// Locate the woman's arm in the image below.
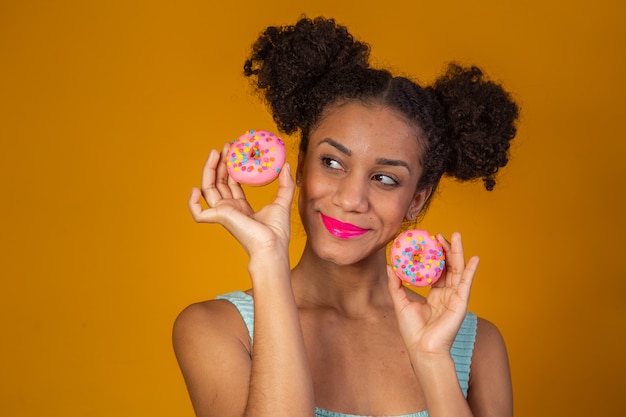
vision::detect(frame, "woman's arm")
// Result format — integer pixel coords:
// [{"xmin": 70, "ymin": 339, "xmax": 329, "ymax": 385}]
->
[
  {"xmin": 174, "ymin": 146, "xmax": 314, "ymax": 417},
  {"xmin": 467, "ymin": 318, "xmax": 513, "ymax": 417},
  {"xmin": 173, "ymin": 300, "xmax": 252, "ymax": 417},
  {"xmin": 405, "ymin": 318, "xmax": 512, "ymax": 417},
  {"xmin": 387, "ymin": 232, "xmax": 481, "ymax": 417},
  {"xmin": 173, "ymin": 261, "xmax": 315, "ymax": 417},
  {"xmin": 244, "ymin": 252, "xmax": 315, "ymax": 417}
]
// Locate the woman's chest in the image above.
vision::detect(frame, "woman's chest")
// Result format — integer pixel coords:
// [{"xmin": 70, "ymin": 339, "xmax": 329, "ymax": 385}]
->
[{"xmin": 301, "ymin": 312, "xmax": 426, "ymax": 415}]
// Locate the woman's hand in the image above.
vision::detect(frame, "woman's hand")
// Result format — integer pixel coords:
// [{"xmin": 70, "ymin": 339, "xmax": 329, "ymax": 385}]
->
[
  {"xmin": 387, "ymin": 232, "xmax": 479, "ymax": 356},
  {"xmin": 188, "ymin": 143, "xmax": 296, "ymax": 257}
]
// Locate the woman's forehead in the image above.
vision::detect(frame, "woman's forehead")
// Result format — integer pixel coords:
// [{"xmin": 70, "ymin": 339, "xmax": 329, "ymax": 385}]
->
[{"xmin": 309, "ymin": 101, "xmax": 424, "ymax": 157}]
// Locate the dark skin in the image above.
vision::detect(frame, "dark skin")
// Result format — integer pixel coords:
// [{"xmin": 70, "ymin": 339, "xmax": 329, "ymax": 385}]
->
[{"xmin": 174, "ymin": 102, "xmax": 512, "ymax": 417}]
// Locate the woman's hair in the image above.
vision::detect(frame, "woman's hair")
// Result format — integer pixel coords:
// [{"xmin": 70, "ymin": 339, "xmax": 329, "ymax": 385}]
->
[{"xmin": 243, "ymin": 16, "xmax": 519, "ymax": 204}]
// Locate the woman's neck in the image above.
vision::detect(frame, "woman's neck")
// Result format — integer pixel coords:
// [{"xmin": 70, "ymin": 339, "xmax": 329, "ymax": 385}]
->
[{"xmin": 290, "ymin": 242, "xmax": 393, "ymax": 317}]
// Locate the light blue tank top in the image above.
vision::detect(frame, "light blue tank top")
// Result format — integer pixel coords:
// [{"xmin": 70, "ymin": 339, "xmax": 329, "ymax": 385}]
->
[{"xmin": 216, "ymin": 291, "xmax": 477, "ymax": 417}]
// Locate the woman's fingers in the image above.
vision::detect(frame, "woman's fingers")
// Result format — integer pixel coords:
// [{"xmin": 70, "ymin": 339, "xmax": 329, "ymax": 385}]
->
[
  {"xmin": 433, "ymin": 232, "xmax": 478, "ymax": 299},
  {"xmin": 433, "ymin": 232, "xmax": 464, "ymax": 288},
  {"xmin": 189, "ymin": 187, "xmax": 211, "ymax": 222},
  {"xmin": 200, "ymin": 149, "xmax": 224, "ymax": 207},
  {"xmin": 272, "ymin": 163, "xmax": 295, "ymax": 210},
  {"xmin": 386, "ymin": 265, "xmax": 409, "ymax": 312},
  {"xmin": 228, "ymin": 174, "xmax": 246, "ymax": 200},
  {"xmin": 436, "ymin": 233, "xmax": 451, "ymax": 251},
  {"xmin": 199, "ymin": 144, "xmax": 247, "ymax": 205},
  {"xmin": 214, "ymin": 143, "xmax": 234, "ymax": 200},
  {"xmin": 459, "ymin": 255, "xmax": 479, "ymax": 296},
  {"xmin": 445, "ymin": 232, "xmax": 465, "ymax": 275}
]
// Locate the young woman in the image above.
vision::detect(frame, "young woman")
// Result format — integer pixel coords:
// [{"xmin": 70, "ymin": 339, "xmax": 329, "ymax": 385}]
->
[{"xmin": 174, "ymin": 16, "xmax": 519, "ymax": 417}]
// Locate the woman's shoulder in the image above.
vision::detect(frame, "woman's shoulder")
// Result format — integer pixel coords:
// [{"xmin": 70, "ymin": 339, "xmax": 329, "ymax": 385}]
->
[
  {"xmin": 471, "ymin": 316, "xmax": 510, "ymax": 375},
  {"xmin": 172, "ymin": 293, "xmax": 254, "ymax": 416},
  {"xmin": 174, "ymin": 297, "xmax": 236, "ymax": 326},
  {"xmin": 173, "ymin": 292, "xmax": 253, "ymax": 355},
  {"xmin": 474, "ymin": 316, "xmax": 507, "ymax": 350},
  {"xmin": 467, "ymin": 315, "xmax": 512, "ymax": 412}
]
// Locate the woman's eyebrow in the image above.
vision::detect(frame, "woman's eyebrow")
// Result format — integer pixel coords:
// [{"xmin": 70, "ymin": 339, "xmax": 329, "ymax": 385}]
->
[
  {"xmin": 375, "ymin": 157, "xmax": 412, "ymax": 174},
  {"xmin": 318, "ymin": 137, "xmax": 412, "ymax": 174},
  {"xmin": 318, "ymin": 138, "xmax": 351, "ymax": 156}
]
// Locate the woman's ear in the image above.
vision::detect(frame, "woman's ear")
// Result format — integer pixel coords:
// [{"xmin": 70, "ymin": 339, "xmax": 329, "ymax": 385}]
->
[{"xmin": 406, "ymin": 187, "xmax": 432, "ymax": 220}]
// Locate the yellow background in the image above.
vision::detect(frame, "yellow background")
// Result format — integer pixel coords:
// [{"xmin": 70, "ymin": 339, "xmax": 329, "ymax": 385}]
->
[{"xmin": 1, "ymin": 1, "xmax": 624, "ymax": 416}]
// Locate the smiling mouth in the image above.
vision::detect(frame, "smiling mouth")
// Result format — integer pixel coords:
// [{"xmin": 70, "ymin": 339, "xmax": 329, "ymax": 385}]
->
[{"xmin": 320, "ymin": 213, "xmax": 369, "ymax": 239}]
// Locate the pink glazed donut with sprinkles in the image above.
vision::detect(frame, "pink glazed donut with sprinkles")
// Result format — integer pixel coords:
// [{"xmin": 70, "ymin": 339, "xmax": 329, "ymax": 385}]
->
[
  {"xmin": 390, "ymin": 230, "xmax": 446, "ymax": 287},
  {"xmin": 226, "ymin": 129, "xmax": 286, "ymax": 186}
]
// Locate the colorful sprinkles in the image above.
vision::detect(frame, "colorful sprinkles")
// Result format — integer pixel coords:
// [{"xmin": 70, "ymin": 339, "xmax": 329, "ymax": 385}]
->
[
  {"xmin": 390, "ymin": 230, "xmax": 445, "ymax": 287},
  {"xmin": 225, "ymin": 129, "xmax": 286, "ymax": 185}
]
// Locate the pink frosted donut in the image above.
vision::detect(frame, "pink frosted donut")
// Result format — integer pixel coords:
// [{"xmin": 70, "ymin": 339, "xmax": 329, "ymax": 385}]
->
[
  {"xmin": 226, "ymin": 129, "xmax": 286, "ymax": 186},
  {"xmin": 390, "ymin": 230, "xmax": 446, "ymax": 287}
]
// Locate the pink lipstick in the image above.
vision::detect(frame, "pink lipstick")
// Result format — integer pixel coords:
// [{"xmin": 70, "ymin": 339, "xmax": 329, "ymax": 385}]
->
[{"xmin": 320, "ymin": 213, "xmax": 369, "ymax": 239}]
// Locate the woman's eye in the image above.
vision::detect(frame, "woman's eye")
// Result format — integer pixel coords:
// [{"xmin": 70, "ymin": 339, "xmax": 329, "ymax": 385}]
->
[
  {"xmin": 321, "ymin": 157, "xmax": 342, "ymax": 170},
  {"xmin": 373, "ymin": 174, "xmax": 399, "ymax": 186}
]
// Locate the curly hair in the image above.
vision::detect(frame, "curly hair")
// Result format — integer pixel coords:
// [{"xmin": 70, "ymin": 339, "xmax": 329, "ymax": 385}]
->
[{"xmin": 244, "ymin": 16, "xmax": 519, "ymax": 201}]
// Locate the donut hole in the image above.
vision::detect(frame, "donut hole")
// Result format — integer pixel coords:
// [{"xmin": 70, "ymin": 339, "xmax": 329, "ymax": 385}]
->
[
  {"xmin": 250, "ymin": 146, "xmax": 261, "ymax": 159},
  {"xmin": 411, "ymin": 250, "xmax": 423, "ymax": 265}
]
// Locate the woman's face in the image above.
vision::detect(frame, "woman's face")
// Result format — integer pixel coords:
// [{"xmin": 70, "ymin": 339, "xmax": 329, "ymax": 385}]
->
[{"xmin": 297, "ymin": 101, "xmax": 430, "ymax": 266}]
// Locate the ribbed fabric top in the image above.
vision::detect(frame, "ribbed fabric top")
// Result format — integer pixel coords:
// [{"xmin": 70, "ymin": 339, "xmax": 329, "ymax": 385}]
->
[
  {"xmin": 216, "ymin": 290, "xmax": 477, "ymax": 417},
  {"xmin": 314, "ymin": 408, "xmax": 429, "ymax": 417}
]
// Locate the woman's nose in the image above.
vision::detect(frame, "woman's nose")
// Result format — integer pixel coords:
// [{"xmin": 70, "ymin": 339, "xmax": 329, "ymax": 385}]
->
[{"xmin": 331, "ymin": 174, "xmax": 369, "ymax": 213}]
